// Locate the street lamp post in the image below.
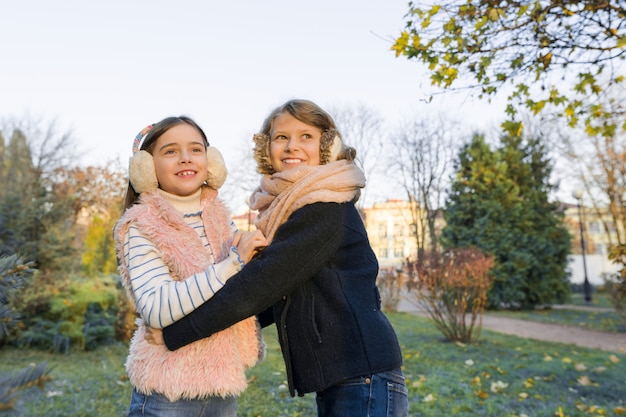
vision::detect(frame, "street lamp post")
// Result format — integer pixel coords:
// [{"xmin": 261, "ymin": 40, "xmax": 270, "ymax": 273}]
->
[{"xmin": 572, "ymin": 189, "xmax": 592, "ymax": 303}]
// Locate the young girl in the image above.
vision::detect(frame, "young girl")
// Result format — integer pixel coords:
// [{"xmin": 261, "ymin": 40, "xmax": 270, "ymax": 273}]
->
[
  {"xmin": 153, "ymin": 101, "xmax": 409, "ymax": 417},
  {"xmin": 114, "ymin": 116, "xmax": 267, "ymax": 417}
]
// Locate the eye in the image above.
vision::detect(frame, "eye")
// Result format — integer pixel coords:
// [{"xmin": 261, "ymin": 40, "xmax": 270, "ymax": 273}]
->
[
  {"xmin": 192, "ymin": 147, "xmax": 204, "ymax": 153},
  {"xmin": 302, "ymin": 133, "xmax": 312, "ymax": 140},
  {"xmin": 164, "ymin": 149, "xmax": 176, "ymax": 155},
  {"xmin": 272, "ymin": 134, "xmax": 287, "ymax": 141}
]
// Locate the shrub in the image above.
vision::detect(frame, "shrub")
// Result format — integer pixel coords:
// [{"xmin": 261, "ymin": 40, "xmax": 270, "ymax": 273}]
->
[
  {"xmin": 377, "ymin": 267, "xmax": 403, "ymax": 312},
  {"xmin": 404, "ymin": 248, "xmax": 494, "ymax": 344},
  {"xmin": 0, "ymin": 255, "xmax": 50, "ymax": 413},
  {"xmin": 0, "ymin": 255, "xmax": 33, "ymax": 345},
  {"xmin": 11, "ymin": 273, "xmax": 121, "ymax": 351}
]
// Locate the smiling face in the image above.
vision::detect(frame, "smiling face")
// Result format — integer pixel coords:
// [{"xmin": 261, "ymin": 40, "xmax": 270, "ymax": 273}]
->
[
  {"xmin": 269, "ymin": 112, "xmax": 322, "ymax": 172},
  {"xmin": 152, "ymin": 123, "xmax": 208, "ymax": 196}
]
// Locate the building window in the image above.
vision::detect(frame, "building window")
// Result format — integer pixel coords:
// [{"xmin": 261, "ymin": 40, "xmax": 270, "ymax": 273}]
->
[
  {"xmin": 378, "ymin": 224, "xmax": 387, "ymax": 239},
  {"xmin": 588, "ymin": 222, "xmax": 600, "ymax": 233},
  {"xmin": 596, "ymin": 244, "xmax": 606, "ymax": 255},
  {"xmin": 394, "ymin": 247, "xmax": 404, "ymax": 258},
  {"xmin": 379, "ymin": 248, "xmax": 388, "ymax": 258},
  {"xmin": 393, "ymin": 223, "xmax": 403, "ymax": 237}
]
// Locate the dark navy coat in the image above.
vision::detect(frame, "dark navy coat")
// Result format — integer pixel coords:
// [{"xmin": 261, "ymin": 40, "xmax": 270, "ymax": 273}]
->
[{"xmin": 163, "ymin": 202, "xmax": 403, "ymax": 396}]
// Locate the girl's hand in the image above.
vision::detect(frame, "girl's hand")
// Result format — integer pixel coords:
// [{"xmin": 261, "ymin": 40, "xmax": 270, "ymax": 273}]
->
[
  {"xmin": 144, "ymin": 327, "xmax": 164, "ymax": 345},
  {"xmin": 235, "ymin": 230, "xmax": 268, "ymax": 263}
]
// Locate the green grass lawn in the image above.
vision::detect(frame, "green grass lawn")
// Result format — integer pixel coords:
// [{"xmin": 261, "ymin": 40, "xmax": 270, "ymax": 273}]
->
[
  {"xmin": 567, "ymin": 292, "xmax": 614, "ymax": 309},
  {"xmin": 1, "ymin": 313, "xmax": 625, "ymax": 416}
]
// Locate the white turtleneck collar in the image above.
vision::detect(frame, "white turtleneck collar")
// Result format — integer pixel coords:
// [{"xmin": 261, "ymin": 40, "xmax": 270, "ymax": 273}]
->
[{"xmin": 157, "ymin": 188, "xmax": 203, "ymax": 215}]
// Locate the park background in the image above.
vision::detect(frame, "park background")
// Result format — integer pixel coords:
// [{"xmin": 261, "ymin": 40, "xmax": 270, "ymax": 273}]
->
[{"xmin": 1, "ymin": 0, "xmax": 625, "ymax": 415}]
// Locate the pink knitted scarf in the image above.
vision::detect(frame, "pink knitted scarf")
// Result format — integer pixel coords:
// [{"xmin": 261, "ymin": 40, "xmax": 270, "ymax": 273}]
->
[{"xmin": 249, "ymin": 160, "xmax": 365, "ymax": 241}]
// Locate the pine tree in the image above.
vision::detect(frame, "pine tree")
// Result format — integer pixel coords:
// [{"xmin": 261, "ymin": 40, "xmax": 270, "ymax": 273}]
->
[{"xmin": 441, "ymin": 134, "xmax": 571, "ymax": 309}]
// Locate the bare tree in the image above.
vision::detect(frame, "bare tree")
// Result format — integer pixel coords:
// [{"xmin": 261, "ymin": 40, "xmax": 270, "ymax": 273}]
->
[
  {"xmin": 556, "ymin": 95, "xmax": 626, "ymax": 247},
  {"xmin": 1, "ymin": 116, "xmax": 80, "ymax": 178},
  {"xmin": 328, "ymin": 104, "xmax": 385, "ymax": 208},
  {"xmin": 219, "ymin": 139, "xmax": 262, "ymax": 214},
  {"xmin": 390, "ymin": 115, "xmax": 465, "ymax": 259}
]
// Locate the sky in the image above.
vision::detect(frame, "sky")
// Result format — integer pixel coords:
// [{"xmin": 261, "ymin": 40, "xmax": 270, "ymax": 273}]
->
[{"xmin": 1, "ymin": 0, "xmax": 511, "ymax": 210}]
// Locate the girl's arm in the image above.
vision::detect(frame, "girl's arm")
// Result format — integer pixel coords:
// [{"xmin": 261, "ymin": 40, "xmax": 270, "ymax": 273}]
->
[
  {"xmin": 124, "ymin": 224, "xmax": 246, "ymax": 329},
  {"xmin": 162, "ymin": 202, "xmax": 346, "ymax": 350}
]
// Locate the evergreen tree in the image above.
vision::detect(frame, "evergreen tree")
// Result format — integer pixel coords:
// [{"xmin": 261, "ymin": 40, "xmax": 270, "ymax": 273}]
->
[
  {"xmin": 0, "ymin": 128, "xmax": 76, "ymax": 274},
  {"xmin": 441, "ymin": 134, "xmax": 571, "ymax": 309}
]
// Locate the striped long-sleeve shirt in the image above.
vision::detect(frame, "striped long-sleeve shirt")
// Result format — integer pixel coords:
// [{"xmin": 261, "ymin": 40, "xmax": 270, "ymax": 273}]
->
[{"xmin": 123, "ymin": 210, "xmax": 244, "ymax": 329}]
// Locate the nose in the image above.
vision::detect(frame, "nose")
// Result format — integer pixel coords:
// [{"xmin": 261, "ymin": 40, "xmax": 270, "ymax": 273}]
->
[
  {"xmin": 179, "ymin": 149, "xmax": 192, "ymax": 163},
  {"xmin": 285, "ymin": 137, "xmax": 297, "ymax": 152}
]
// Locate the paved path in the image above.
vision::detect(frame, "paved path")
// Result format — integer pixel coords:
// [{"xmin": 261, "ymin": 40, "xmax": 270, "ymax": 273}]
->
[{"xmin": 398, "ymin": 297, "xmax": 626, "ymax": 354}]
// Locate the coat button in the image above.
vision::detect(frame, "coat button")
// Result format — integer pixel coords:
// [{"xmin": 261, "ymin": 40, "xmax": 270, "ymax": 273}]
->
[{"xmin": 365, "ymin": 378, "xmax": 371, "ymax": 384}]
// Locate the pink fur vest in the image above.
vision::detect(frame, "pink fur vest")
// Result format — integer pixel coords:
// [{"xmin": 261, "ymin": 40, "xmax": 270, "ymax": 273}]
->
[{"xmin": 114, "ymin": 187, "xmax": 262, "ymax": 401}]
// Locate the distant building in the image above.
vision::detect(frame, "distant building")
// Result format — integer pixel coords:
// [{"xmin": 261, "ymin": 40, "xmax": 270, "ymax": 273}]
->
[
  {"xmin": 361, "ymin": 199, "xmax": 620, "ymax": 285},
  {"xmin": 361, "ymin": 199, "xmax": 444, "ymax": 269},
  {"xmin": 232, "ymin": 210, "xmax": 256, "ymax": 232},
  {"xmin": 562, "ymin": 203, "xmax": 621, "ymax": 285}
]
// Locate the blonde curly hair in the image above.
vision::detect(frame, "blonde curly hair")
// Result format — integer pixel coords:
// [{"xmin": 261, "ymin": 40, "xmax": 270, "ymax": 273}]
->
[{"xmin": 253, "ymin": 99, "xmax": 356, "ymax": 175}]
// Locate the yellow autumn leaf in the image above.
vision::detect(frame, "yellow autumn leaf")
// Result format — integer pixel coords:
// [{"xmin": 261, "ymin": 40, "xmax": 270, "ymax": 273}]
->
[
  {"xmin": 544, "ymin": 355, "xmax": 553, "ymax": 361},
  {"xmin": 577, "ymin": 375, "xmax": 592, "ymax": 386},
  {"xmin": 475, "ymin": 389, "xmax": 489, "ymax": 399},
  {"xmin": 518, "ymin": 392, "xmax": 529, "ymax": 400},
  {"xmin": 574, "ymin": 363, "xmax": 587, "ymax": 371},
  {"xmin": 609, "ymin": 355, "xmax": 620, "ymax": 364},
  {"xmin": 614, "ymin": 406, "xmax": 626, "ymax": 414},
  {"xmin": 562, "ymin": 357, "xmax": 572, "ymax": 364}
]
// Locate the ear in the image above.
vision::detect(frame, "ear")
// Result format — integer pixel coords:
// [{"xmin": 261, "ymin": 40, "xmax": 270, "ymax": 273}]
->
[
  {"xmin": 129, "ymin": 150, "xmax": 158, "ymax": 193},
  {"xmin": 205, "ymin": 146, "xmax": 228, "ymax": 189}
]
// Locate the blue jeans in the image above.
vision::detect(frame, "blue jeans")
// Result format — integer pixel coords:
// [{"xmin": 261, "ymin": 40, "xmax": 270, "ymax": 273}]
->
[
  {"xmin": 316, "ymin": 368, "xmax": 409, "ymax": 417},
  {"xmin": 127, "ymin": 387, "xmax": 237, "ymax": 417}
]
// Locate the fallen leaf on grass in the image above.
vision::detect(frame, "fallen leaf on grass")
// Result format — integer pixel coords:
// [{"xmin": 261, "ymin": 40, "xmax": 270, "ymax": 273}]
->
[
  {"xmin": 574, "ymin": 363, "xmax": 587, "ymax": 371},
  {"xmin": 614, "ymin": 406, "xmax": 626, "ymax": 414},
  {"xmin": 423, "ymin": 393, "xmax": 435, "ymax": 402},
  {"xmin": 518, "ymin": 392, "xmax": 529, "ymax": 400},
  {"xmin": 523, "ymin": 377, "xmax": 535, "ymax": 388},
  {"xmin": 411, "ymin": 375, "xmax": 426, "ymax": 388},
  {"xmin": 577, "ymin": 375, "xmax": 593, "ymax": 386},
  {"xmin": 490, "ymin": 380, "xmax": 508, "ymax": 393},
  {"xmin": 609, "ymin": 354, "xmax": 620, "ymax": 364},
  {"xmin": 475, "ymin": 389, "xmax": 489, "ymax": 400}
]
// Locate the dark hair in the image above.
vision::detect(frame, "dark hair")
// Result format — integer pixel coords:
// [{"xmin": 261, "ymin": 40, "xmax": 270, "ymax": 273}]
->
[{"xmin": 122, "ymin": 116, "xmax": 209, "ymax": 210}]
